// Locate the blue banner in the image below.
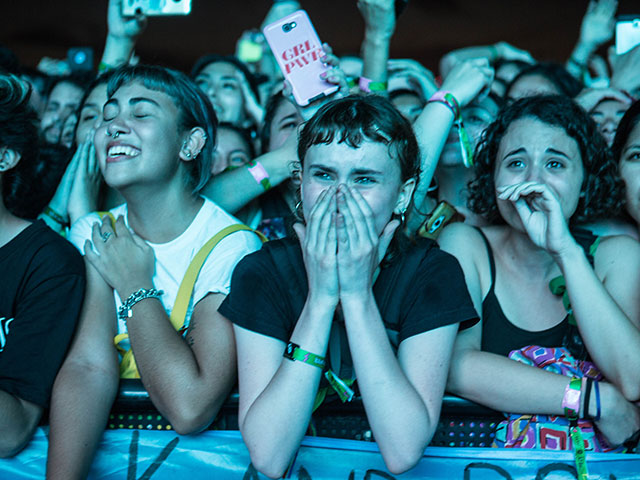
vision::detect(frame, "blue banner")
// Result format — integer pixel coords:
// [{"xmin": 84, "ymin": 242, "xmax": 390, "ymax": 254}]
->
[{"xmin": 2, "ymin": 428, "xmax": 639, "ymax": 479}]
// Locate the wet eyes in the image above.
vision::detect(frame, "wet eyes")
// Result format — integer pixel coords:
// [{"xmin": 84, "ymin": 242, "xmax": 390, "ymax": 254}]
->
[
  {"xmin": 507, "ymin": 159, "xmax": 524, "ymax": 168},
  {"xmin": 626, "ymin": 151, "xmax": 640, "ymax": 162},
  {"xmin": 354, "ymin": 176, "xmax": 375, "ymax": 185},
  {"xmin": 546, "ymin": 160, "xmax": 563, "ymax": 169}
]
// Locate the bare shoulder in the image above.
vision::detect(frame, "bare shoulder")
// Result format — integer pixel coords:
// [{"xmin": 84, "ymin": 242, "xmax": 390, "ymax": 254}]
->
[{"xmin": 594, "ymin": 234, "xmax": 640, "ymax": 280}]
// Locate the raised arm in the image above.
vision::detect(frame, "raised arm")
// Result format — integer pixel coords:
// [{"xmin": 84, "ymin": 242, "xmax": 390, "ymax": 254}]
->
[
  {"xmin": 201, "ymin": 127, "xmax": 297, "ymax": 213},
  {"xmin": 440, "ymin": 42, "xmax": 533, "ymax": 79},
  {"xmin": 566, "ymin": 0, "xmax": 616, "ymax": 80},
  {"xmin": 100, "ymin": 0, "xmax": 147, "ymax": 71},
  {"xmin": 358, "ymin": 0, "xmax": 396, "ymax": 90},
  {"xmin": 408, "ymin": 59, "xmax": 493, "ymax": 232}
]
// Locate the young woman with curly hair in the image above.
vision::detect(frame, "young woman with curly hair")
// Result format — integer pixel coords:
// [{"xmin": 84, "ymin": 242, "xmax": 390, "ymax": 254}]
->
[{"xmin": 440, "ymin": 95, "xmax": 640, "ymax": 452}]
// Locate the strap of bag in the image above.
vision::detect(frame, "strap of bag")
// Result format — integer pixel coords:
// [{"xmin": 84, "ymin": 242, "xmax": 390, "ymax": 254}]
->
[{"xmin": 112, "ymin": 222, "xmax": 266, "ymax": 378}]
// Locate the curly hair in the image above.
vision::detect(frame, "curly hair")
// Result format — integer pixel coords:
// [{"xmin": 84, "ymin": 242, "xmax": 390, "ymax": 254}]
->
[{"xmin": 468, "ymin": 95, "xmax": 623, "ymax": 225}]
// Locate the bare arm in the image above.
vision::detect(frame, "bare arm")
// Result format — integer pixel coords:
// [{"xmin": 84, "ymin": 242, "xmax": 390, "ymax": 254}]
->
[
  {"xmin": 408, "ymin": 60, "xmax": 494, "ymax": 232},
  {"xmin": 342, "ymin": 295, "xmax": 458, "ymax": 474},
  {"xmin": 566, "ymin": 0, "xmax": 616, "ymax": 80},
  {"xmin": 563, "ymin": 235, "xmax": 640, "ymax": 400},
  {"xmin": 46, "ymin": 263, "xmax": 120, "ymax": 480},
  {"xmin": 100, "ymin": 0, "xmax": 147, "ymax": 70},
  {"xmin": 126, "ymin": 292, "xmax": 236, "ymax": 433},
  {"xmin": 358, "ymin": 0, "xmax": 395, "ymax": 87},
  {"xmin": 439, "ymin": 222, "xmax": 640, "ymax": 446},
  {"xmin": 0, "ymin": 393, "xmax": 41, "ymax": 458},
  {"xmin": 201, "ymin": 131, "xmax": 297, "ymax": 214}
]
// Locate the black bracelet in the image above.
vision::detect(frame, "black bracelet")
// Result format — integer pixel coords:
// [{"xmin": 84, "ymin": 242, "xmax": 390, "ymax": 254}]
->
[{"xmin": 583, "ymin": 377, "xmax": 594, "ymax": 419}]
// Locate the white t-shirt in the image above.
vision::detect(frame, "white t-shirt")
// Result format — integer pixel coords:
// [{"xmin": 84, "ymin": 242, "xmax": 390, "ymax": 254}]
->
[{"xmin": 69, "ymin": 198, "xmax": 262, "ymax": 335}]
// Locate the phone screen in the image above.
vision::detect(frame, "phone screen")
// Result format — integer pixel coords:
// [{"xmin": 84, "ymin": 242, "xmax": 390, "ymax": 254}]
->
[
  {"xmin": 616, "ymin": 15, "xmax": 640, "ymax": 55},
  {"xmin": 122, "ymin": 0, "xmax": 192, "ymax": 16}
]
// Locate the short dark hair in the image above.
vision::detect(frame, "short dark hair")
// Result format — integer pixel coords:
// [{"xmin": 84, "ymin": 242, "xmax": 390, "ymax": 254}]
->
[
  {"xmin": 468, "ymin": 95, "xmax": 622, "ymax": 225},
  {"xmin": 506, "ymin": 62, "xmax": 582, "ymax": 99},
  {"xmin": 107, "ymin": 64, "xmax": 217, "ymax": 194},
  {"xmin": 298, "ymin": 94, "xmax": 419, "ymax": 183},
  {"xmin": 191, "ymin": 54, "xmax": 260, "ymax": 103},
  {"xmin": 0, "ymin": 74, "xmax": 38, "ymax": 171},
  {"xmin": 297, "ymin": 94, "xmax": 420, "ymax": 260},
  {"xmin": 0, "ymin": 74, "xmax": 42, "ymax": 212}
]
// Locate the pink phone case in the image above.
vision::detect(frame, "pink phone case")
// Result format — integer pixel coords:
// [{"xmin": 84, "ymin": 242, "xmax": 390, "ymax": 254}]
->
[{"xmin": 263, "ymin": 10, "xmax": 339, "ymax": 106}]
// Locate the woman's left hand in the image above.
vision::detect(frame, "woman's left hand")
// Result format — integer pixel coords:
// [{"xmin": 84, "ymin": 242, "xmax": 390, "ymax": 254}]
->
[
  {"xmin": 335, "ymin": 184, "xmax": 399, "ymax": 300},
  {"xmin": 84, "ymin": 215, "xmax": 156, "ymax": 298},
  {"xmin": 497, "ymin": 182, "xmax": 574, "ymax": 256}
]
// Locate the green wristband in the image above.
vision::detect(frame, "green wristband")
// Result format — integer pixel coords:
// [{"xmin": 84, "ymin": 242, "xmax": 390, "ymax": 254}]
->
[{"xmin": 283, "ymin": 342, "xmax": 326, "ymax": 369}]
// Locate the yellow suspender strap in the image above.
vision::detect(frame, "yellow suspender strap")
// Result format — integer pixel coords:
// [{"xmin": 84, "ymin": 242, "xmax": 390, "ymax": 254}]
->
[
  {"xmin": 168, "ymin": 224, "xmax": 266, "ymax": 330},
  {"xmin": 111, "ymin": 220, "xmax": 267, "ymax": 378}
]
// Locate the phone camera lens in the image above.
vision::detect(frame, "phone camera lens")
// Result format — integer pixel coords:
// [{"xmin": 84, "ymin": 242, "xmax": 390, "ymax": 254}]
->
[
  {"xmin": 73, "ymin": 51, "xmax": 86, "ymax": 64},
  {"xmin": 282, "ymin": 23, "xmax": 291, "ymax": 32}
]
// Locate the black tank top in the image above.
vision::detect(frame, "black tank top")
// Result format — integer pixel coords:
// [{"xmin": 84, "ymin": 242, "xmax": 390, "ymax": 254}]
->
[{"xmin": 477, "ymin": 229, "xmax": 569, "ymax": 357}]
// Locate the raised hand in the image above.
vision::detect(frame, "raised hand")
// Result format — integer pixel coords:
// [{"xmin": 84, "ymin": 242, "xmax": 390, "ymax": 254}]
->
[
  {"xmin": 107, "ymin": 0, "xmax": 147, "ymax": 41},
  {"xmin": 335, "ymin": 184, "xmax": 399, "ymax": 300},
  {"xmin": 84, "ymin": 215, "xmax": 155, "ymax": 298},
  {"xmin": 440, "ymin": 58, "xmax": 494, "ymax": 108},
  {"xmin": 387, "ymin": 58, "xmax": 438, "ymax": 100},
  {"xmin": 357, "ymin": 0, "xmax": 396, "ymax": 38},
  {"xmin": 68, "ymin": 131, "xmax": 102, "ymax": 224},
  {"xmin": 579, "ymin": 0, "xmax": 617, "ymax": 49},
  {"xmin": 293, "ymin": 187, "xmax": 340, "ymax": 307},
  {"xmin": 497, "ymin": 182, "xmax": 574, "ymax": 256}
]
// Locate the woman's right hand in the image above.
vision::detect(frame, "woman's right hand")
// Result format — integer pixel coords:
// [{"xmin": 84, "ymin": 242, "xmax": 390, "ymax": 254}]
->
[
  {"xmin": 292, "ymin": 187, "xmax": 339, "ymax": 307},
  {"xmin": 440, "ymin": 58, "xmax": 494, "ymax": 108},
  {"xmin": 596, "ymin": 382, "xmax": 640, "ymax": 446},
  {"xmin": 107, "ymin": 0, "xmax": 147, "ymax": 41}
]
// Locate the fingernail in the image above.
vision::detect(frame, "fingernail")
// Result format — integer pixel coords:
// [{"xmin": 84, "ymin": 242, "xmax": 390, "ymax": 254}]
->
[{"xmin": 320, "ymin": 71, "xmax": 327, "ymax": 79}]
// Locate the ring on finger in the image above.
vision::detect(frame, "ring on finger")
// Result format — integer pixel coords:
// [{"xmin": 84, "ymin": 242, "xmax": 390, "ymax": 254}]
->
[{"xmin": 101, "ymin": 231, "xmax": 113, "ymax": 243}]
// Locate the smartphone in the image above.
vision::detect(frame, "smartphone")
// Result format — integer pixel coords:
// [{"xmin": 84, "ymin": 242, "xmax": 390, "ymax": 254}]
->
[
  {"xmin": 122, "ymin": 0, "xmax": 191, "ymax": 16},
  {"xmin": 616, "ymin": 15, "xmax": 640, "ymax": 55},
  {"xmin": 263, "ymin": 10, "xmax": 339, "ymax": 106},
  {"xmin": 67, "ymin": 47, "xmax": 94, "ymax": 72}
]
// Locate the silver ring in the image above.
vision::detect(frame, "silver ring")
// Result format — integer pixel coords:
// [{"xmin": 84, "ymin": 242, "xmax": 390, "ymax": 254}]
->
[{"xmin": 101, "ymin": 231, "xmax": 112, "ymax": 243}]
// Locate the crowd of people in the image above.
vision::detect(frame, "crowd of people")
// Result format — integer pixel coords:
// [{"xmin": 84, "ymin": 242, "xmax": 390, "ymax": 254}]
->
[{"xmin": 2, "ymin": 0, "xmax": 640, "ymax": 477}]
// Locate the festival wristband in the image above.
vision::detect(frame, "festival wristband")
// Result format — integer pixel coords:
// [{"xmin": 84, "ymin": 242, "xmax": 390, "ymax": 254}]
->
[
  {"xmin": 562, "ymin": 376, "xmax": 582, "ymax": 420},
  {"xmin": 358, "ymin": 76, "xmax": 387, "ymax": 93},
  {"xmin": 283, "ymin": 342, "xmax": 326, "ymax": 369},
  {"xmin": 44, "ymin": 206, "xmax": 69, "ymax": 226},
  {"xmin": 117, "ymin": 288, "xmax": 164, "ymax": 322},
  {"xmin": 247, "ymin": 160, "xmax": 271, "ymax": 191},
  {"xmin": 427, "ymin": 91, "xmax": 474, "ymax": 168}
]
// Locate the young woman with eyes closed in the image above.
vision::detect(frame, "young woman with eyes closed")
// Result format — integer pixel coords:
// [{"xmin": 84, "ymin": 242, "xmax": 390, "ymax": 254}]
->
[
  {"xmin": 46, "ymin": 65, "xmax": 262, "ymax": 480},
  {"xmin": 439, "ymin": 95, "xmax": 640, "ymax": 451},
  {"xmin": 218, "ymin": 95, "xmax": 478, "ymax": 477}
]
